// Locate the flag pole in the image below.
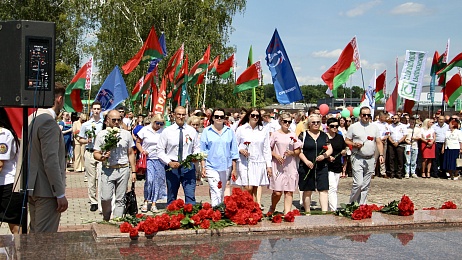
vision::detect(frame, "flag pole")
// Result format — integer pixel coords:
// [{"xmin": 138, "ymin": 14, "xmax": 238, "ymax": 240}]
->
[{"xmin": 202, "ymin": 68, "xmax": 209, "ymax": 109}]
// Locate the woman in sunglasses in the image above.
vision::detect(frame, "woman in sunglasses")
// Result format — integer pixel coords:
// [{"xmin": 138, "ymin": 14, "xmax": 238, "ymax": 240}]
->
[
  {"xmin": 235, "ymin": 108, "xmax": 272, "ymax": 207},
  {"xmin": 298, "ymin": 114, "xmax": 333, "ymax": 213},
  {"xmin": 268, "ymin": 112, "xmax": 301, "ymax": 214},
  {"xmin": 136, "ymin": 114, "xmax": 166, "ymax": 213},
  {"xmin": 326, "ymin": 118, "xmax": 346, "ymax": 211},
  {"xmin": 200, "ymin": 108, "xmax": 239, "ymax": 206}
]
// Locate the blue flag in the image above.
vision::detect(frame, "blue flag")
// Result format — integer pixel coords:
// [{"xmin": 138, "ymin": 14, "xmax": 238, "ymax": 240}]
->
[
  {"xmin": 94, "ymin": 66, "xmax": 129, "ymax": 111},
  {"xmin": 148, "ymin": 33, "xmax": 168, "ymax": 73},
  {"xmin": 265, "ymin": 29, "xmax": 303, "ymax": 104}
]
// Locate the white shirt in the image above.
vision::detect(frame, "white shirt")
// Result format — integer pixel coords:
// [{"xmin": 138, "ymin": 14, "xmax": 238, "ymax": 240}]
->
[
  {"xmin": 432, "ymin": 123, "xmax": 449, "ymax": 143},
  {"xmin": 421, "ymin": 128, "xmax": 435, "ymax": 141},
  {"xmin": 444, "ymin": 129, "xmax": 462, "ymax": 149},
  {"xmin": 264, "ymin": 118, "xmax": 281, "ymax": 134},
  {"xmin": 157, "ymin": 123, "xmax": 200, "ymax": 165},
  {"xmin": 374, "ymin": 121, "xmax": 390, "ymax": 141},
  {"xmin": 137, "ymin": 126, "xmax": 163, "ymax": 159},
  {"xmin": 406, "ymin": 127, "xmax": 421, "ymax": 150},
  {"xmin": 235, "ymin": 123, "xmax": 272, "ymax": 167},
  {"xmin": 389, "ymin": 123, "xmax": 407, "ymax": 143},
  {"xmin": 0, "ymin": 128, "xmax": 18, "ymax": 185},
  {"xmin": 94, "ymin": 128, "xmax": 134, "ymax": 165},
  {"xmin": 289, "ymin": 120, "xmax": 297, "ymax": 133}
]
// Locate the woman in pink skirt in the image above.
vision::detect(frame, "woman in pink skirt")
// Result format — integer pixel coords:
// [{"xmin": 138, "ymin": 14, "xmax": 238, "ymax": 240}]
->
[
  {"xmin": 420, "ymin": 119, "xmax": 436, "ymax": 178},
  {"xmin": 268, "ymin": 113, "xmax": 301, "ymax": 214}
]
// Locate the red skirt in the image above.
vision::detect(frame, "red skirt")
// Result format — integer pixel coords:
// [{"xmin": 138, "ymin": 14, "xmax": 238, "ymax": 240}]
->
[{"xmin": 421, "ymin": 142, "xmax": 436, "ymax": 159}]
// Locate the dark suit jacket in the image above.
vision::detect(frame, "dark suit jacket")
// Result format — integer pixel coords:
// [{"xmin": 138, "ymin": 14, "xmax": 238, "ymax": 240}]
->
[{"xmin": 27, "ymin": 109, "xmax": 66, "ymax": 198}]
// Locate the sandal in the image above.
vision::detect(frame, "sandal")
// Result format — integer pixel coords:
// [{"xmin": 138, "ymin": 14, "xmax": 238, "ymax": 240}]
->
[{"xmin": 141, "ymin": 202, "xmax": 148, "ymax": 213}]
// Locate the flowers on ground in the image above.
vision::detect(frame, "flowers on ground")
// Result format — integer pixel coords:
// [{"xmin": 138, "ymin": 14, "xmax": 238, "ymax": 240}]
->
[
  {"xmin": 266, "ymin": 209, "xmax": 301, "ymax": 223},
  {"xmin": 335, "ymin": 202, "xmax": 383, "ymax": 220},
  {"xmin": 424, "ymin": 201, "xmax": 458, "ymax": 210},
  {"xmin": 380, "ymin": 195, "xmax": 414, "ymax": 216},
  {"xmin": 224, "ymin": 188, "xmax": 262, "ymax": 225}
]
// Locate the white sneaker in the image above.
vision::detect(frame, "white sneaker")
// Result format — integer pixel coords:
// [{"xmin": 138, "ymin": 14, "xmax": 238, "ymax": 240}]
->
[
  {"xmin": 151, "ymin": 206, "xmax": 159, "ymax": 213},
  {"xmin": 412, "ymin": 174, "xmax": 418, "ymax": 178},
  {"xmin": 453, "ymin": 177, "xmax": 459, "ymax": 180},
  {"xmin": 405, "ymin": 174, "xmax": 409, "ymax": 179}
]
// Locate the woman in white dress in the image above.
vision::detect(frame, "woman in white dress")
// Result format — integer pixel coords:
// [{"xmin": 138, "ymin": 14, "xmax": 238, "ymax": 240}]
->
[{"xmin": 235, "ymin": 109, "xmax": 272, "ymax": 205}]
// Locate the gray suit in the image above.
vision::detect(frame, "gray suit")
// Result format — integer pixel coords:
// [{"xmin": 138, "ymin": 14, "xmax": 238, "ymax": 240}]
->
[{"xmin": 27, "ymin": 109, "xmax": 66, "ymax": 232}]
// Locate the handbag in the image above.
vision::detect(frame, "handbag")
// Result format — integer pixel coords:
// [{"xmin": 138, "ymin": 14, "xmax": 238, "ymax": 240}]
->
[
  {"xmin": 123, "ymin": 182, "xmax": 138, "ymax": 216},
  {"xmin": 457, "ymin": 154, "xmax": 462, "ymax": 168},
  {"xmin": 136, "ymin": 153, "xmax": 147, "ymax": 173}
]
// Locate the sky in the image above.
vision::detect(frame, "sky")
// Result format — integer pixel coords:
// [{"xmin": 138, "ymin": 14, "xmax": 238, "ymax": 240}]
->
[{"xmin": 228, "ymin": 0, "xmax": 462, "ymax": 95}]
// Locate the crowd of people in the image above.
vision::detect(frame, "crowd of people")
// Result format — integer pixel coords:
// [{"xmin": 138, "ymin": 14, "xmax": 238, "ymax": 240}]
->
[{"xmin": 1, "ymin": 83, "xmax": 462, "ymax": 234}]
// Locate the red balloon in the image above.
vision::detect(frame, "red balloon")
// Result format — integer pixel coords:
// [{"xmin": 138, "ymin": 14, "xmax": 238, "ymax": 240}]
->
[
  {"xmin": 347, "ymin": 106, "xmax": 354, "ymax": 116},
  {"xmin": 319, "ymin": 104, "xmax": 329, "ymax": 116}
]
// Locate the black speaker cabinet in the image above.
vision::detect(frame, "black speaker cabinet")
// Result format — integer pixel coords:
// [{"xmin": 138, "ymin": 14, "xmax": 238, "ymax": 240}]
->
[{"xmin": 0, "ymin": 20, "xmax": 55, "ymax": 107}]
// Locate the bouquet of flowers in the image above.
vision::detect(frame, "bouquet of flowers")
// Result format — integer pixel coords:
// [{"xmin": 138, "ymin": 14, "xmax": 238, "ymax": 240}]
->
[
  {"xmin": 100, "ymin": 127, "xmax": 121, "ymax": 152},
  {"xmin": 335, "ymin": 202, "xmax": 382, "ymax": 220},
  {"xmin": 85, "ymin": 123, "xmax": 97, "ymax": 139},
  {"xmin": 380, "ymin": 194, "xmax": 414, "ymax": 216},
  {"xmin": 180, "ymin": 152, "xmax": 207, "ymax": 169}
]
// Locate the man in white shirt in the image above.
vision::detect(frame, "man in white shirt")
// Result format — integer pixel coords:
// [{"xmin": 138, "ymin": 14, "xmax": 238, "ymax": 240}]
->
[
  {"xmin": 431, "ymin": 115, "xmax": 449, "ymax": 178},
  {"xmin": 261, "ymin": 110, "xmax": 280, "ymax": 135},
  {"xmin": 157, "ymin": 106, "xmax": 200, "ymax": 205},
  {"xmin": 387, "ymin": 115, "xmax": 407, "ymax": 179},
  {"xmin": 373, "ymin": 111, "xmax": 390, "ymax": 177}
]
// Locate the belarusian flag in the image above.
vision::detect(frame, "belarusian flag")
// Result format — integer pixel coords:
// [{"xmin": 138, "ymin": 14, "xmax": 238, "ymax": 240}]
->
[
  {"xmin": 64, "ymin": 58, "xmax": 93, "ymax": 112},
  {"xmin": 233, "ymin": 61, "xmax": 261, "ymax": 94},
  {"xmin": 385, "ymin": 57, "xmax": 399, "ymax": 115},
  {"xmin": 131, "ymin": 67, "xmax": 157, "ymax": 102},
  {"xmin": 438, "ymin": 52, "xmax": 462, "ymax": 75},
  {"xmin": 321, "ymin": 37, "xmax": 361, "ymax": 98},
  {"xmin": 444, "ymin": 73, "xmax": 462, "ymax": 107},
  {"xmin": 164, "ymin": 44, "xmax": 184, "ymax": 82},
  {"xmin": 196, "ymin": 55, "xmax": 219, "ymax": 85},
  {"xmin": 175, "ymin": 54, "xmax": 188, "ymax": 90},
  {"xmin": 217, "ymin": 54, "xmax": 234, "ymax": 79},
  {"xmin": 188, "ymin": 45, "xmax": 210, "ymax": 86},
  {"xmin": 122, "ymin": 26, "xmax": 164, "ymax": 74},
  {"xmin": 375, "ymin": 70, "xmax": 386, "ymax": 101},
  {"xmin": 431, "ymin": 51, "xmax": 447, "ymax": 85},
  {"xmin": 153, "ymin": 76, "xmax": 168, "ymax": 115}
]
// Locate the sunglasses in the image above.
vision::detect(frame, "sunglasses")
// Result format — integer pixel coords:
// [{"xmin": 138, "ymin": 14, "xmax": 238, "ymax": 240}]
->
[
  {"xmin": 250, "ymin": 114, "xmax": 260, "ymax": 118},
  {"xmin": 282, "ymin": 120, "xmax": 291, "ymax": 124},
  {"xmin": 110, "ymin": 118, "xmax": 121, "ymax": 123},
  {"xmin": 214, "ymin": 115, "xmax": 225, "ymax": 120},
  {"xmin": 329, "ymin": 124, "xmax": 339, "ymax": 128},
  {"xmin": 361, "ymin": 114, "xmax": 372, "ymax": 118},
  {"xmin": 191, "ymin": 124, "xmax": 199, "ymax": 127},
  {"xmin": 155, "ymin": 122, "xmax": 164, "ymax": 126},
  {"xmin": 346, "ymin": 120, "xmax": 352, "ymax": 122},
  {"xmin": 311, "ymin": 121, "xmax": 321, "ymax": 125}
]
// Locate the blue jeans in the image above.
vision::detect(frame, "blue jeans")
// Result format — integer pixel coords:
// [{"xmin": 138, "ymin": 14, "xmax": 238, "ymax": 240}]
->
[
  {"xmin": 405, "ymin": 147, "xmax": 418, "ymax": 175},
  {"xmin": 165, "ymin": 166, "xmax": 196, "ymax": 205}
]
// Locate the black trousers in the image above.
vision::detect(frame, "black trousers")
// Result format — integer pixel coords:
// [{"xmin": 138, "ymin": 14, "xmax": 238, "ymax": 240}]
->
[
  {"xmin": 432, "ymin": 142, "xmax": 445, "ymax": 177},
  {"xmin": 388, "ymin": 143, "xmax": 405, "ymax": 178}
]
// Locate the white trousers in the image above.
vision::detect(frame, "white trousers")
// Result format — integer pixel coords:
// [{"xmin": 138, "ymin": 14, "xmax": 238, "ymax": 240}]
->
[
  {"xmin": 328, "ymin": 171, "xmax": 341, "ymax": 211},
  {"xmin": 206, "ymin": 168, "xmax": 230, "ymax": 207}
]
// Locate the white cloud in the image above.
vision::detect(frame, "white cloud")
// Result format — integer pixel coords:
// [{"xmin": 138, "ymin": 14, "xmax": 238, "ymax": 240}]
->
[
  {"xmin": 312, "ymin": 49, "xmax": 342, "ymax": 58},
  {"xmin": 360, "ymin": 59, "xmax": 387, "ymax": 71},
  {"xmin": 297, "ymin": 75, "xmax": 324, "ymax": 85},
  {"xmin": 390, "ymin": 2, "xmax": 426, "ymax": 15},
  {"xmin": 345, "ymin": 0, "xmax": 381, "ymax": 17}
]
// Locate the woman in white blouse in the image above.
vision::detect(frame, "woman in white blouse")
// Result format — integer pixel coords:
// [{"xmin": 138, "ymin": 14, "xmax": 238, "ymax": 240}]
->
[
  {"xmin": 235, "ymin": 109, "xmax": 272, "ymax": 206},
  {"xmin": 442, "ymin": 120, "xmax": 462, "ymax": 180},
  {"xmin": 136, "ymin": 114, "xmax": 166, "ymax": 212}
]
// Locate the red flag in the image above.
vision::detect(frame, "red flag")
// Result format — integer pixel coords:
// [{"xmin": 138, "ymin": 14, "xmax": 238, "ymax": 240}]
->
[
  {"xmin": 196, "ymin": 55, "xmax": 219, "ymax": 85},
  {"xmin": 153, "ymin": 76, "xmax": 168, "ymax": 114},
  {"xmin": 164, "ymin": 44, "xmax": 184, "ymax": 82},
  {"xmin": 216, "ymin": 54, "xmax": 234, "ymax": 79},
  {"xmin": 444, "ymin": 73, "xmax": 462, "ymax": 106},
  {"xmin": 189, "ymin": 45, "xmax": 211, "ymax": 86},
  {"xmin": 385, "ymin": 58, "xmax": 399, "ymax": 115},
  {"xmin": 5, "ymin": 108, "xmax": 36, "ymax": 139},
  {"xmin": 122, "ymin": 26, "xmax": 163, "ymax": 74},
  {"xmin": 403, "ymin": 100, "xmax": 415, "ymax": 114}
]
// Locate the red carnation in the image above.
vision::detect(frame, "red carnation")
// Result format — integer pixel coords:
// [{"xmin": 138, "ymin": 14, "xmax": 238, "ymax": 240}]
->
[
  {"xmin": 136, "ymin": 213, "xmax": 144, "ymax": 219},
  {"xmin": 290, "ymin": 136, "xmax": 297, "ymax": 143},
  {"xmin": 284, "ymin": 212, "xmax": 295, "ymax": 222},
  {"xmin": 183, "ymin": 203, "xmax": 193, "ymax": 213},
  {"xmin": 129, "ymin": 227, "xmax": 138, "ymax": 238},
  {"xmin": 231, "ymin": 174, "xmax": 237, "ymax": 181},
  {"xmin": 272, "ymin": 214, "xmax": 283, "ymax": 223},
  {"xmin": 136, "ymin": 221, "xmax": 145, "ymax": 232},
  {"xmin": 202, "ymin": 202, "xmax": 212, "ymax": 210},
  {"xmin": 191, "ymin": 214, "xmax": 201, "ymax": 226},
  {"xmin": 367, "ymin": 136, "xmax": 374, "ymax": 141},
  {"xmin": 169, "ymin": 219, "xmax": 181, "ymax": 230},
  {"xmin": 200, "ymin": 219, "xmax": 210, "ymax": 229},
  {"xmin": 441, "ymin": 201, "xmax": 457, "ymax": 209},
  {"xmin": 217, "ymin": 181, "xmax": 222, "ymax": 189},
  {"xmin": 322, "ymin": 145, "xmax": 328, "ymax": 150},
  {"xmin": 212, "ymin": 210, "xmax": 222, "ymax": 222},
  {"xmin": 423, "ymin": 207, "xmax": 438, "ymax": 210},
  {"xmin": 176, "ymin": 213, "xmax": 185, "ymax": 220},
  {"xmin": 244, "ymin": 141, "xmax": 251, "ymax": 146},
  {"xmin": 398, "ymin": 195, "xmax": 414, "ymax": 216},
  {"xmin": 176, "ymin": 199, "xmax": 185, "ymax": 209},
  {"xmin": 119, "ymin": 222, "xmax": 132, "ymax": 233}
]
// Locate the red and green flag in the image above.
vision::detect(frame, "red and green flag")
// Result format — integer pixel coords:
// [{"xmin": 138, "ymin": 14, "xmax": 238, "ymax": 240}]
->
[
  {"xmin": 321, "ymin": 37, "xmax": 361, "ymax": 98},
  {"xmin": 122, "ymin": 26, "xmax": 164, "ymax": 74},
  {"xmin": 233, "ymin": 61, "xmax": 261, "ymax": 94},
  {"xmin": 216, "ymin": 54, "xmax": 234, "ymax": 79},
  {"xmin": 444, "ymin": 73, "xmax": 462, "ymax": 107},
  {"xmin": 196, "ymin": 55, "xmax": 219, "ymax": 85},
  {"xmin": 438, "ymin": 52, "xmax": 462, "ymax": 75},
  {"xmin": 64, "ymin": 58, "xmax": 93, "ymax": 112},
  {"xmin": 153, "ymin": 76, "xmax": 168, "ymax": 115},
  {"xmin": 131, "ymin": 66, "xmax": 157, "ymax": 102},
  {"xmin": 188, "ymin": 45, "xmax": 210, "ymax": 86},
  {"xmin": 385, "ymin": 57, "xmax": 399, "ymax": 115},
  {"xmin": 175, "ymin": 54, "xmax": 188, "ymax": 90},
  {"xmin": 375, "ymin": 70, "xmax": 386, "ymax": 101},
  {"xmin": 164, "ymin": 44, "xmax": 184, "ymax": 82}
]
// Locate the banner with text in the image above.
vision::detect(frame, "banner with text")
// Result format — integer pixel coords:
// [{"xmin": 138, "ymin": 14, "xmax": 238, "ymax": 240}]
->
[{"xmin": 398, "ymin": 50, "xmax": 427, "ymax": 101}]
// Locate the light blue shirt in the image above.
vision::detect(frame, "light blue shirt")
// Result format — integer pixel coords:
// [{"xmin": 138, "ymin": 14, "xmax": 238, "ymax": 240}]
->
[
  {"xmin": 432, "ymin": 123, "xmax": 449, "ymax": 143},
  {"xmin": 200, "ymin": 125, "xmax": 239, "ymax": 171},
  {"xmin": 78, "ymin": 118, "xmax": 104, "ymax": 149}
]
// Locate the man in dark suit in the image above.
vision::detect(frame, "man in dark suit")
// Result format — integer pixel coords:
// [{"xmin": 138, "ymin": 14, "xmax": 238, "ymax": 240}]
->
[{"xmin": 27, "ymin": 83, "xmax": 68, "ymax": 233}]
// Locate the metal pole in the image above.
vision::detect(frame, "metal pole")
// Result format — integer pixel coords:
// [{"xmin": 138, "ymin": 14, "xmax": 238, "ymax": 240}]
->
[{"xmin": 20, "ymin": 108, "xmax": 29, "ymax": 234}]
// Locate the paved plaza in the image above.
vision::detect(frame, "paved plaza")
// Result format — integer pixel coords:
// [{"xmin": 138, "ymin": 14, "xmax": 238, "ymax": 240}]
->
[{"xmin": 2, "ymin": 170, "xmax": 462, "ymax": 234}]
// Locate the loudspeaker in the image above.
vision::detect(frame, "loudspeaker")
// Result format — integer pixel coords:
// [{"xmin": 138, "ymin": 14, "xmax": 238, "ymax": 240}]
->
[{"xmin": 0, "ymin": 20, "xmax": 55, "ymax": 107}]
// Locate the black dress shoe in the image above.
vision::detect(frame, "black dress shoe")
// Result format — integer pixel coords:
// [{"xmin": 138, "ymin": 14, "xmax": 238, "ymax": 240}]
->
[{"xmin": 90, "ymin": 204, "xmax": 98, "ymax": 212}]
